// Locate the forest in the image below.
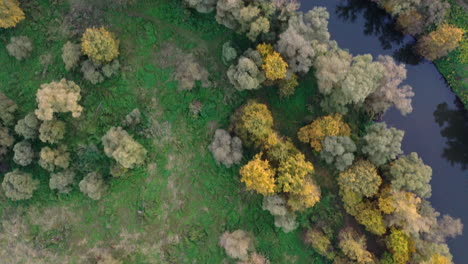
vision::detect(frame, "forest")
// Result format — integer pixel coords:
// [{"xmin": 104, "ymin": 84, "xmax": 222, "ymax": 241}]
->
[{"xmin": 0, "ymin": 0, "xmax": 465, "ymax": 263}]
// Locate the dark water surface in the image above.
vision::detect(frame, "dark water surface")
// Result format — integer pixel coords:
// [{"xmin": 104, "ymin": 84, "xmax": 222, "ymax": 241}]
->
[{"xmin": 300, "ymin": 0, "xmax": 468, "ymax": 262}]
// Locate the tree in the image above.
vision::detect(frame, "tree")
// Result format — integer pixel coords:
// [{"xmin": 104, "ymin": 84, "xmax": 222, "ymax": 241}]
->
[
  {"xmin": 39, "ymin": 119, "xmax": 66, "ymax": 144},
  {"xmin": 365, "ymin": 55, "xmax": 414, "ymax": 116},
  {"xmin": 35, "ymin": 79, "xmax": 83, "ymax": 121},
  {"xmin": 102, "ymin": 127, "xmax": 147, "ymax": 169},
  {"xmin": 233, "ymin": 101, "xmax": 274, "ymax": 148},
  {"xmin": 314, "ymin": 48, "xmax": 352, "ymax": 95},
  {"xmin": 396, "ymin": 10, "xmax": 425, "ymax": 35},
  {"xmin": 362, "ymin": 122, "xmax": 404, "ymax": 166},
  {"xmin": 0, "ymin": 125, "xmax": 14, "ymax": 157},
  {"xmin": 419, "ymin": 0, "xmax": 451, "ymax": 28},
  {"xmin": 0, "ymin": 92, "xmax": 17, "ymax": 125},
  {"xmin": 320, "ymin": 136, "xmax": 356, "ymax": 171},
  {"xmin": 417, "ymin": 24, "xmax": 464, "ymax": 60},
  {"xmin": 262, "ymin": 194, "xmax": 299, "ymax": 233},
  {"xmin": 62, "ymin": 41, "xmax": 82, "ymax": 71},
  {"xmin": 277, "ymin": 153, "xmax": 313, "ymax": 193},
  {"xmin": 338, "ymin": 159, "xmax": 382, "ymax": 198},
  {"xmin": 13, "ymin": 141, "xmax": 34, "ymax": 166},
  {"xmin": 297, "ymin": 114, "xmax": 351, "ymax": 152},
  {"xmin": 174, "ymin": 54, "xmax": 211, "ymax": 90},
  {"xmin": 0, "ymin": 0, "xmax": 25, "ymax": 28},
  {"xmin": 39, "ymin": 145, "xmax": 70, "ymax": 172},
  {"xmin": 385, "ymin": 152, "xmax": 432, "ymax": 198},
  {"xmin": 81, "ymin": 27, "xmax": 119, "ymax": 63},
  {"xmin": 209, "ymin": 129, "xmax": 243, "ymax": 168},
  {"xmin": 240, "ymin": 153, "xmax": 276, "ymax": 196},
  {"xmin": 386, "ymin": 228, "xmax": 413, "ymax": 264},
  {"xmin": 386, "ymin": 191, "xmax": 431, "ymax": 235},
  {"xmin": 426, "ymin": 215, "xmax": 463, "ymax": 243},
  {"xmin": 278, "ymin": 72, "xmax": 299, "ymax": 98},
  {"xmin": 15, "ymin": 112, "xmax": 39, "ymax": 139},
  {"xmin": 287, "ymin": 178, "xmax": 321, "ymax": 211},
  {"xmin": 49, "ymin": 169, "xmax": 75, "ymax": 194},
  {"xmin": 304, "ymin": 228, "xmax": 334, "ymax": 260},
  {"xmin": 219, "ymin": 230, "xmax": 253, "ymax": 261},
  {"xmin": 259, "ymin": 46, "xmax": 288, "ymax": 81},
  {"xmin": 122, "ymin": 108, "xmax": 141, "ymax": 127},
  {"xmin": 215, "ymin": 0, "xmax": 243, "ymax": 30},
  {"xmin": 338, "ymin": 227, "xmax": 374, "ymax": 264},
  {"xmin": 355, "ymin": 202, "xmax": 387, "ymax": 235},
  {"xmin": 183, "ymin": 0, "xmax": 217, "ymax": 13},
  {"xmin": 222, "ymin": 41, "xmax": 237, "ymax": 64},
  {"xmin": 227, "ymin": 49, "xmax": 266, "ymax": 91},
  {"xmin": 2, "ymin": 169, "xmax": 39, "ymax": 201},
  {"xmin": 6, "ymin": 36, "xmax": 33, "ymax": 60}
]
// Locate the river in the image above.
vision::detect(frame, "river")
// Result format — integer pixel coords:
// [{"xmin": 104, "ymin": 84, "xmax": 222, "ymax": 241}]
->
[{"xmin": 300, "ymin": 0, "xmax": 468, "ymax": 262}]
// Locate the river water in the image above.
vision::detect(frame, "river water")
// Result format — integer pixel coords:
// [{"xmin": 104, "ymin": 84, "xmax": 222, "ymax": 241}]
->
[{"xmin": 300, "ymin": 0, "xmax": 468, "ymax": 262}]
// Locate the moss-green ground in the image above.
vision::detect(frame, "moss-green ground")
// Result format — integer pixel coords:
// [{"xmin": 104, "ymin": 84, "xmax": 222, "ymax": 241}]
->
[{"xmin": 0, "ymin": 0, "xmax": 341, "ymax": 263}]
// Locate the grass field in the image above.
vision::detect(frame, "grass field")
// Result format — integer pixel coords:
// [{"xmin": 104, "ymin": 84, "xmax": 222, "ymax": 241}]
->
[{"xmin": 0, "ymin": 0, "xmax": 340, "ymax": 263}]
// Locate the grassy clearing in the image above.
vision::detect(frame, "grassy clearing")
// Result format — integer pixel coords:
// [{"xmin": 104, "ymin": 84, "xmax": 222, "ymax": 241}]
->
[{"xmin": 0, "ymin": 0, "xmax": 334, "ymax": 263}]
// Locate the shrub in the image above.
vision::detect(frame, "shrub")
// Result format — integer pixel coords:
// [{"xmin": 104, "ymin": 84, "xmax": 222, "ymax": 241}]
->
[
  {"xmin": 102, "ymin": 127, "xmax": 147, "ymax": 169},
  {"xmin": 81, "ymin": 27, "xmax": 119, "ymax": 63},
  {"xmin": 183, "ymin": 0, "xmax": 217, "ymax": 13},
  {"xmin": 35, "ymin": 79, "xmax": 83, "ymax": 121},
  {"xmin": 62, "ymin": 41, "xmax": 82, "ymax": 71},
  {"xmin": 233, "ymin": 101, "xmax": 274, "ymax": 148},
  {"xmin": 13, "ymin": 141, "xmax": 34, "ymax": 166},
  {"xmin": 417, "ymin": 24, "xmax": 464, "ymax": 60},
  {"xmin": 39, "ymin": 145, "xmax": 70, "ymax": 172},
  {"xmin": 338, "ymin": 227, "xmax": 374, "ymax": 264},
  {"xmin": 209, "ymin": 129, "xmax": 243, "ymax": 168},
  {"xmin": 0, "ymin": 0, "xmax": 25, "ymax": 28},
  {"xmin": 79, "ymin": 172, "xmax": 107, "ymax": 200},
  {"xmin": 222, "ymin": 41, "xmax": 237, "ymax": 64},
  {"xmin": 49, "ymin": 169, "xmax": 75, "ymax": 194},
  {"xmin": 227, "ymin": 49, "xmax": 266, "ymax": 91},
  {"xmin": 354, "ymin": 202, "xmax": 387, "ymax": 235},
  {"xmin": 278, "ymin": 72, "xmax": 299, "ymax": 98},
  {"xmin": 240, "ymin": 153, "xmax": 276, "ymax": 196},
  {"xmin": 320, "ymin": 136, "xmax": 356, "ymax": 171},
  {"xmin": 297, "ymin": 114, "xmax": 351, "ymax": 152},
  {"xmin": 122, "ymin": 108, "xmax": 141, "ymax": 127},
  {"xmin": 2, "ymin": 169, "xmax": 39, "ymax": 201},
  {"xmin": 338, "ymin": 159, "xmax": 382, "ymax": 198},
  {"xmin": 362, "ymin": 122, "xmax": 404, "ymax": 166},
  {"xmin": 219, "ymin": 230, "xmax": 253, "ymax": 261},
  {"xmin": 39, "ymin": 119, "xmax": 66, "ymax": 144},
  {"xmin": 173, "ymin": 54, "xmax": 210, "ymax": 90},
  {"xmin": 0, "ymin": 92, "xmax": 17, "ymax": 125},
  {"xmin": 15, "ymin": 112, "xmax": 39, "ymax": 139},
  {"xmin": 305, "ymin": 228, "xmax": 334, "ymax": 259},
  {"xmin": 6, "ymin": 36, "xmax": 33, "ymax": 60}
]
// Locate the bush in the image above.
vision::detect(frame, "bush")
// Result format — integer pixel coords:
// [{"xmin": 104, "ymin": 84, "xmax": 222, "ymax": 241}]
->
[
  {"xmin": 81, "ymin": 27, "xmax": 119, "ymax": 63},
  {"xmin": 0, "ymin": 0, "xmax": 25, "ymax": 28},
  {"xmin": 0, "ymin": 92, "xmax": 17, "ymax": 125},
  {"xmin": 183, "ymin": 0, "xmax": 217, "ymax": 13},
  {"xmin": 15, "ymin": 112, "xmax": 39, "ymax": 139},
  {"xmin": 39, "ymin": 145, "xmax": 70, "ymax": 172},
  {"xmin": 2, "ymin": 169, "xmax": 39, "ymax": 201},
  {"xmin": 222, "ymin": 41, "xmax": 237, "ymax": 64},
  {"xmin": 338, "ymin": 227, "xmax": 374, "ymax": 264},
  {"xmin": 79, "ymin": 172, "xmax": 107, "ymax": 200},
  {"xmin": 278, "ymin": 72, "xmax": 299, "ymax": 98},
  {"xmin": 362, "ymin": 122, "xmax": 404, "ymax": 166},
  {"xmin": 101, "ymin": 127, "xmax": 147, "ymax": 169},
  {"xmin": 35, "ymin": 79, "xmax": 83, "ymax": 121},
  {"xmin": 227, "ymin": 49, "xmax": 266, "ymax": 91},
  {"xmin": 173, "ymin": 54, "xmax": 210, "ymax": 90},
  {"xmin": 80, "ymin": 59, "xmax": 120, "ymax": 84},
  {"xmin": 122, "ymin": 108, "xmax": 141, "ymax": 127},
  {"xmin": 6, "ymin": 36, "xmax": 33, "ymax": 60},
  {"xmin": 305, "ymin": 228, "xmax": 334, "ymax": 259},
  {"xmin": 39, "ymin": 119, "xmax": 66, "ymax": 144},
  {"xmin": 13, "ymin": 141, "xmax": 34, "ymax": 166},
  {"xmin": 320, "ymin": 136, "xmax": 356, "ymax": 171},
  {"xmin": 49, "ymin": 169, "xmax": 75, "ymax": 194},
  {"xmin": 62, "ymin": 41, "xmax": 82, "ymax": 71},
  {"xmin": 417, "ymin": 24, "xmax": 464, "ymax": 60},
  {"xmin": 209, "ymin": 129, "xmax": 243, "ymax": 168},
  {"xmin": 219, "ymin": 230, "xmax": 253, "ymax": 261}
]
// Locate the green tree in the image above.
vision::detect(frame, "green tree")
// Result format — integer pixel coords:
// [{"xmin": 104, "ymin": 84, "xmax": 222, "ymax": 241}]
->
[
  {"xmin": 39, "ymin": 119, "xmax": 66, "ymax": 144},
  {"xmin": 6, "ymin": 36, "xmax": 32, "ymax": 60},
  {"xmin": 102, "ymin": 127, "xmax": 147, "ymax": 169},
  {"xmin": 49, "ymin": 169, "xmax": 75, "ymax": 194},
  {"xmin": 0, "ymin": 92, "xmax": 17, "ymax": 125},
  {"xmin": 15, "ymin": 112, "xmax": 39, "ymax": 139},
  {"xmin": 13, "ymin": 141, "xmax": 34, "ymax": 166},
  {"xmin": 2, "ymin": 169, "xmax": 39, "ymax": 201},
  {"xmin": 320, "ymin": 136, "xmax": 356, "ymax": 171},
  {"xmin": 362, "ymin": 122, "xmax": 404, "ymax": 166},
  {"xmin": 338, "ymin": 159, "xmax": 382, "ymax": 198},
  {"xmin": 79, "ymin": 172, "xmax": 107, "ymax": 200}
]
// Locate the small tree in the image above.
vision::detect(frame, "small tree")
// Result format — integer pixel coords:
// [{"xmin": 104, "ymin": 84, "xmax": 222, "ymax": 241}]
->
[
  {"xmin": 35, "ymin": 79, "xmax": 83, "ymax": 121},
  {"xmin": 287, "ymin": 178, "xmax": 321, "ymax": 211},
  {"xmin": 222, "ymin": 41, "xmax": 237, "ymax": 64},
  {"xmin": 305, "ymin": 229, "xmax": 334, "ymax": 260},
  {"xmin": 240, "ymin": 153, "xmax": 276, "ymax": 196},
  {"xmin": 320, "ymin": 136, "xmax": 356, "ymax": 171},
  {"xmin": 2, "ymin": 169, "xmax": 39, "ymax": 201},
  {"xmin": 297, "ymin": 113, "xmax": 351, "ymax": 152},
  {"xmin": 39, "ymin": 145, "xmax": 70, "ymax": 172},
  {"xmin": 79, "ymin": 172, "xmax": 107, "ymax": 200},
  {"xmin": 386, "ymin": 228, "xmax": 413, "ymax": 264},
  {"xmin": 278, "ymin": 72, "xmax": 299, "ymax": 98},
  {"xmin": 277, "ymin": 153, "xmax": 313, "ymax": 193},
  {"xmin": 233, "ymin": 101, "xmax": 274, "ymax": 148},
  {"xmin": 49, "ymin": 169, "xmax": 75, "ymax": 194},
  {"xmin": 227, "ymin": 50, "xmax": 266, "ymax": 91},
  {"xmin": 209, "ymin": 129, "xmax": 243, "ymax": 168},
  {"xmin": 355, "ymin": 202, "xmax": 387, "ymax": 235},
  {"xmin": 6, "ymin": 36, "xmax": 33, "ymax": 60},
  {"xmin": 173, "ymin": 54, "xmax": 210, "ymax": 90},
  {"xmin": 260, "ymin": 50, "xmax": 288, "ymax": 81},
  {"xmin": 0, "ymin": 92, "xmax": 17, "ymax": 125},
  {"xmin": 101, "ymin": 127, "xmax": 147, "ymax": 169},
  {"xmin": 13, "ymin": 141, "xmax": 34, "ymax": 166},
  {"xmin": 183, "ymin": 0, "xmax": 217, "ymax": 13},
  {"xmin": 417, "ymin": 24, "xmax": 464, "ymax": 60},
  {"xmin": 39, "ymin": 119, "xmax": 66, "ymax": 144},
  {"xmin": 0, "ymin": 0, "xmax": 25, "ymax": 28},
  {"xmin": 338, "ymin": 159, "xmax": 382, "ymax": 198},
  {"xmin": 338, "ymin": 227, "xmax": 374, "ymax": 264},
  {"xmin": 81, "ymin": 27, "xmax": 119, "ymax": 63},
  {"xmin": 62, "ymin": 41, "xmax": 82, "ymax": 71},
  {"xmin": 219, "ymin": 230, "xmax": 253, "ymax": 261},
  {"xmin": 15, "ymin": 112, "xmax": 40, "ymax": 139},
  {"xmin": 362, "ymin": 122, "xmax": 404, "ymax": 166}
]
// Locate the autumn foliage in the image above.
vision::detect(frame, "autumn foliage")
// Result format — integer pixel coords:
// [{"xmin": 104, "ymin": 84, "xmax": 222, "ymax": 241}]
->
[
  {"xmin": 35, "ymin": 79, "xmax": 83, "ymax": 121},
  {"xmin": 0, "ymin": 0, "xmax": 25, "ymax": 28},
  {"xmin": 81, "ymin": 27, "xmax": 120, "ymax": 63},
  {"xmin": 298, "ymin": 114, "xmax": 351, "ymax": 151},
  {"xmin": 240, "ymin": 153, "xmax": 276, "ymax": 196},
  {"xmin": 417, "ymin": 24, "xmax": 464, "ymax": 60}
]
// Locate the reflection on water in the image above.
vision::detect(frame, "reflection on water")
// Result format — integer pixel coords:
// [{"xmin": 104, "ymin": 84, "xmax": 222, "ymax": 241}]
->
[
  {"xmin": 392, "ymin": 42, "xmax": 424, "ymax": 65},
  {"xmin": 434, "ymin": 101, "xmax": 468, "ymax": 170}
]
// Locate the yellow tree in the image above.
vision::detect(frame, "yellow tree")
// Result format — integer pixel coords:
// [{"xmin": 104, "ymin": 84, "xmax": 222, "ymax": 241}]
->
[
  {"xmin": 0, "ymin": 0, "xmax": 25, "ymax": 28},
  {"xmin": 338, "ymin": 159, "xmax": 382, "ymax": 198},
  {"xmin": 277, "ymin": 153, "xmax": 314, "ymax": 193},
  {"xmin": 287, "ymin": 178, "xmax": 321, "ymax": 211},
  {"xmin": 81, "ymin": 27, "xmax": 119, "ymax": 63},
  {"xmin": 233, "ymin": 101, "xmax": 274, "ymax": 148},
  {"xmin": 240, "ymin": 153, "xmax": 276, "ymax": 195},
  {"xmin": 298, "ymin": 113, "xmax": 351, "ymax": 151},
  {"xmin": 417, "ymin": 24, "xmax": 464, "ymax": 60},
  {"xmin": 386, "ymin": 228, "xmax": 414, "ymax": 264},
  {"xmin": 257, "ymin": 43, "xmax": 288, "ymax": 81}
]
